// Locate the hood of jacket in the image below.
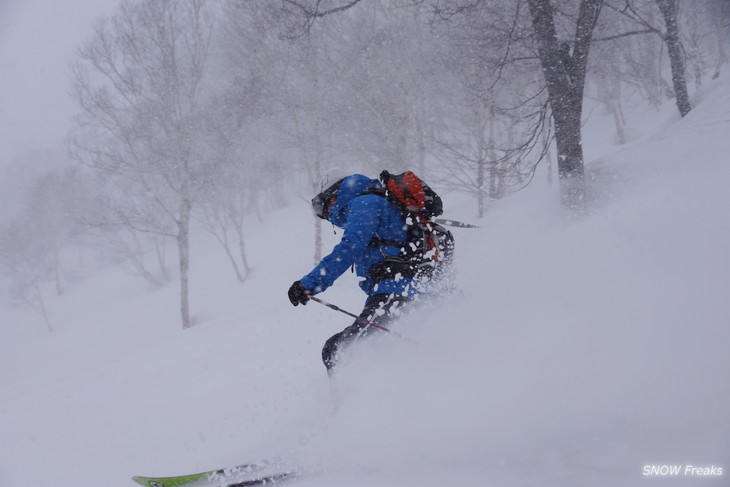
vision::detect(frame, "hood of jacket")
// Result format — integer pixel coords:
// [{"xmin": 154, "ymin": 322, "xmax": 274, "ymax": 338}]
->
[{"xmin": 327, "ymin": 174, "xmax": 382, "ymax": 228}]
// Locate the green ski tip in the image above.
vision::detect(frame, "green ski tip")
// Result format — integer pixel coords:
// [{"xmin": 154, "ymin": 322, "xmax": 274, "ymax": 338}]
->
[{"xmin": 132, "ymin": 470, "xmax": 219, "ymax": 487}]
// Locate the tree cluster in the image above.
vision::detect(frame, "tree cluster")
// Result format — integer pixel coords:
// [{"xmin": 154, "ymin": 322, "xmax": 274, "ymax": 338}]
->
[{"xmin": 1, "ymin": 0, "xmax": 727, "ymax": 329}]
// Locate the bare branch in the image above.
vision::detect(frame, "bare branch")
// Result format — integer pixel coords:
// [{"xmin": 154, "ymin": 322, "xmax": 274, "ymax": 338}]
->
[
  {"xmin": 282, "ymin": 0, "xmax": 364, "ymax": 18},
  {"xmin": 593, "ymin": 27, "xmax": 658, "ymax": 41}
]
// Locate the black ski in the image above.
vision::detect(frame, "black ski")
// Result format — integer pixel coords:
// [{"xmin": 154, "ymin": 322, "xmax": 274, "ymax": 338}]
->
[{"xmin": 225, "ymin": 471, "xmax": 298, "ymax": 486}]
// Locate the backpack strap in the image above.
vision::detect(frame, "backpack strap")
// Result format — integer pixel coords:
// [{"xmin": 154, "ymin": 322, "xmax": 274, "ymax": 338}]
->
[
  {"xmin": 368, "ymin": 235, "xmax": 407, "ymax": 249},
  {"xmin": 362, "ymin": 188, "xmax": 427, "ymax": 256}
]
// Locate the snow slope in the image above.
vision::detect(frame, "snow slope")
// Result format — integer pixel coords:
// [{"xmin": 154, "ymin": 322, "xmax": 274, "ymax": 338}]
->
[{"xmin": 2, "ymin": 77, "xmax": 730, "ymax": 486}]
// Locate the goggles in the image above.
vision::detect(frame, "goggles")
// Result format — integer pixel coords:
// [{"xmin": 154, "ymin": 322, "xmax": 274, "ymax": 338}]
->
[{"xmin": 311, "ymin": 177, "xmax": 344, "ymax": 220}]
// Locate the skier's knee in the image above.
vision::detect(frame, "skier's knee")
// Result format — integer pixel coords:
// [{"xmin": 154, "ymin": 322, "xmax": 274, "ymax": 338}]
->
[{"xmin": 322, "ymin": 334, "xmax": 340, "ymax": 371}]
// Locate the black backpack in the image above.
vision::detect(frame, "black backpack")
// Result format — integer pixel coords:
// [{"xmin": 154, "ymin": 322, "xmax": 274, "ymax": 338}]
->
[{"xmin": 368, "ymin": 171, "xmax": 455, "ymax": 283}]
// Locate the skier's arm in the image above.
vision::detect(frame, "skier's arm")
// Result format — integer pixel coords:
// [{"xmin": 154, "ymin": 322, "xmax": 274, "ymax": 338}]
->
[{"xmin": 299, "ymin": 197, "xmax": 380, "ymax": 294}]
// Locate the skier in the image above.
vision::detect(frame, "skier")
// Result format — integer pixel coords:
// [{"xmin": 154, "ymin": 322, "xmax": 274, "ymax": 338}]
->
[{"xmin": 288, "ymin": 173, "xmax": 429, "ymax": 373}]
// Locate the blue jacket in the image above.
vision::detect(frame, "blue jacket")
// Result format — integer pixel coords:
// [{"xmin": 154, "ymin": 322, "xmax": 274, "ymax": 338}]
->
[{"xmin": 300, "ymin": 174, "xmax": 416, "ymax": 297}]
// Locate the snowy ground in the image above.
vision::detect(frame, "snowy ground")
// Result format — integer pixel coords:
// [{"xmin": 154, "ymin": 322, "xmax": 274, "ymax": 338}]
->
[{"xmin": 2, "ymin": 77, "xmax": 730, "ymax": 486}]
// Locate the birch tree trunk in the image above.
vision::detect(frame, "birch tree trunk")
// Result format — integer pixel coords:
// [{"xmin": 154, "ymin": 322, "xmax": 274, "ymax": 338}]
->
[{"xmin": 178, "ymin": 198, "xmax": 192, "ymax": 329}]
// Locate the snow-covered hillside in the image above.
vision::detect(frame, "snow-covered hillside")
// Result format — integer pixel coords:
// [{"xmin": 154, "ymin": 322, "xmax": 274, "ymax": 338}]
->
[{"xmin": 2, "ymin": 76, "xmax": 730, "ymax": 486}]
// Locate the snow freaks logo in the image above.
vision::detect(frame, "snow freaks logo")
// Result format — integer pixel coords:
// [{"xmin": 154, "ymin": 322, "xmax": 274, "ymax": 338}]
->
[{"xmin": 642, "ymin": 465, "xmax": 724, "ymax": 477}]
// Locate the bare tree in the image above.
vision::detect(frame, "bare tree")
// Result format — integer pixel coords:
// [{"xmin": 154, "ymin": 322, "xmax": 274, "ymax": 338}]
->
[
  {"xmin": 602, "ymin": 0, "xmax": 691, "ymax": 117},
  {"xmin": 655, "ymin": 0, "xmax": 691, "ymax": 116},
  {"xmin": 526, "ymin": 0, "xmax": 603, "ymax": 210},
  {"xmin": 333, "ymin": 2, "xmax": 435, "ymax": 174},
  {"xmin": 280, "ymin": 0, "xmax": 365, "ymax": 36},
  {"xmin": 196, "ymin": 132, "xmax": 253, "ymax": 283},
  {"xmin": 80, "ymin": 181, "xmax": 173, "ymax": 288},
  {"xmin": 428, "ymin": 0, "xmax": 599, "ymax": 211},
  {"xmin": 69, "ymin": 0, "xmax": 215, "ymax": 329},
  {"xmin": 0, "ymin": 169, "xmax": 86, "ymax": 331},
  {"xmin": 265, "ymin": 0, "xmax": 438, "ymax": 176},
  {"xmin": 706, "ymin": 0, "xmax": 730, "ymax": 79}
]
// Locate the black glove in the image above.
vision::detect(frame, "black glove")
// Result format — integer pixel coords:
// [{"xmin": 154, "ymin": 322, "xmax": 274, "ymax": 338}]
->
[{"xmin": 288, "ymin": 281, "xmax": 310, "ymax": 306}]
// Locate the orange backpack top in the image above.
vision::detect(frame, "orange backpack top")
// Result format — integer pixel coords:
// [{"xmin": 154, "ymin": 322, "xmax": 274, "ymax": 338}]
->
[
  {"xmin": 369, "ymin": 171, "xmax": 454, "ymax": 282},
  {"xmin": 380, "ymin": 170, "xmax": 443, "ymax": 219}
]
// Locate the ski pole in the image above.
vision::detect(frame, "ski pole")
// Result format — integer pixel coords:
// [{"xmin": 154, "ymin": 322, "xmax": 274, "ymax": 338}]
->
[
  {"xmin": 307, "ymin": 295, "xmax": 418, "ymax": 345},
  {"xmin": 434, "ymin": 217, "xmax": 480, "ymax": 229}
]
